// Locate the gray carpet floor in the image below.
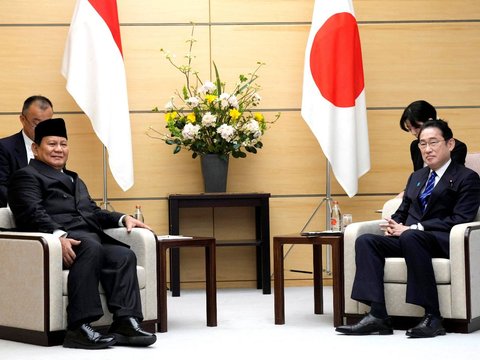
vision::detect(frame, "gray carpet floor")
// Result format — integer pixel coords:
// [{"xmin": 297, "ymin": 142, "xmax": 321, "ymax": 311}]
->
[{"xmin": 2, "ymin": 286, "xmax": 480, "ymax": 359}]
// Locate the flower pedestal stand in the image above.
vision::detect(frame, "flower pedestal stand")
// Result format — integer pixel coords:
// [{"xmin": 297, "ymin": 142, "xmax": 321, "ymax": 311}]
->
[{"xmin": 200, "ymin": 154, "xmax": 229, "ymax": 192}]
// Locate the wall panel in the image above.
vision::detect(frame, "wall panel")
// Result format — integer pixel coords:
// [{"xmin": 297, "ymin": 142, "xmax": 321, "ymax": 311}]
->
[
  {"xmin": 0, "ymin": 27, "xmax": 70, "ymax": 111},
  {"xmin": 209, "ymin": 0, "xmax": 480, "ymax": 23},
  {"xmin": 361, "ymin": 23, "xmax": 480, "ymax": 107},
  {"xmin": 0, "ymin": 0, "xmax": 210, "ymax": 24}
]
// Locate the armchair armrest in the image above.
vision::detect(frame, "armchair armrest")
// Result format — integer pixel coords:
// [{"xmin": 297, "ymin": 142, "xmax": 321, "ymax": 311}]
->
[
  {"xmin": 0, "ymin": 232, "xmax": 63, "ymax": 332},
  {"xmin": 103, "ymin": 227, "xmax": 157, "ymax": 320},
  {"xmin": 449, "ymin": 221, "xmax": 480, "ymax": 319},
  {"xmin": 343, "ymin": 220, "xmax": 384, "ymax": 314}
]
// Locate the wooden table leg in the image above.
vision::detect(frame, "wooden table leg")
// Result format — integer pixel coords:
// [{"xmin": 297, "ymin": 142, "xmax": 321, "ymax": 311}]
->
[
  {"xmin": 331, "ymin": 239, "xmax": 344, "ymax": 327},
  {"xmin": 205, "ymin": 241, "xmax": 217, "ymax": 327},
  {"xmin": 313, "ymin": 243, "xmax": 324, "ymax": 315},
  {"xmin": 158, "ymin": 244, "xmax": 168, "ymax": 333},
  {"xmin": 273, "ymin": 238, "xmax": 285, "ymax": 324}
]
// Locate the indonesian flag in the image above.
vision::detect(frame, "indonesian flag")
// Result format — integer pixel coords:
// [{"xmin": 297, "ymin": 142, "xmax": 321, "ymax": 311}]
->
[
  {"xmin": 62, "ymin": 0, "xmax": 134, "ymax": 191},
  {"xmin": 301, "ymin": 0, "xmax": 370, "ymax": 197}
]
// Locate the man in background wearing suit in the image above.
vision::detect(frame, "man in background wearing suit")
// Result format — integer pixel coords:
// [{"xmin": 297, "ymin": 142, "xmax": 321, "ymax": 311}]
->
[
  {"xmin": 8, "ymin": 118, "xmax": 157, "ymax": 349},
  {"xmin": 336, "ymin": 119, "xmax": 480, "ymax": 338},
  {"xmin": 0, "ymin": 95, "xmax": 53, "ymax": 207}
]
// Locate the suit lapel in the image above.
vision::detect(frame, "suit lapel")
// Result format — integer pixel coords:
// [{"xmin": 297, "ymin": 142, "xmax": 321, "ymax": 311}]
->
[
  {"xmin": 65, "ymin": 169, "xmax": 82, "ymax": 205},
  {"xmin": 423, "ymin": 162, "xmax": 457, "ymax": 216},
  {"xmin": 30, "ymin": 159, "xmax": 75, "ymax": 193},
  {"xmin": 14, "ymin": 132, "xmax": 28, "ymax": 168},
  {"xmin": 413, "ymin": 167, "xmax": 430, "ymax": 210}
]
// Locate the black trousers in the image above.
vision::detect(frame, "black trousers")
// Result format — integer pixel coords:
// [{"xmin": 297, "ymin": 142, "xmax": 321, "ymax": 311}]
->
[
  {"xmin": 351, "ymin": 229, "xmax": 448, "ymax": 313},
  {"xmin": 66, "ymin": 231, "xmax": 143, "ymax": 327}
]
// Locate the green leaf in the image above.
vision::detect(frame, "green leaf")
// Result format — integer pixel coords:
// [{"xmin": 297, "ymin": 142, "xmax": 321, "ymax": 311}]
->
[{"xmin": 213, "ymin": 61, "xmax": 222, "ymax": 94}]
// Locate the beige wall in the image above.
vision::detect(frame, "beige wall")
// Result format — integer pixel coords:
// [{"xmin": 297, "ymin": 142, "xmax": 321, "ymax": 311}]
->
[{"xmin": 1, "ymin": 1, "xmax": 479, "ymax": 288}]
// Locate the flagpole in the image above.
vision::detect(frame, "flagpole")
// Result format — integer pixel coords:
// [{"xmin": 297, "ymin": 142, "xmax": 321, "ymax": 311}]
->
[
  {"xmin": 100, "ymin": 145, "xmax": 112, "ymax": 210},
  {"xmin": 325, "ymin": 161, "xmax": 332, "ymax": 273}
]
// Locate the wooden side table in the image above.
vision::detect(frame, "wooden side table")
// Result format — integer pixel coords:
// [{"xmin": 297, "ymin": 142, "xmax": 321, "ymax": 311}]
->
[
  {"xmin": 168, "ymin": 193, "xmax": 271, "ymax": 296},
  {"xmin": 273, "ymin": 233, "xmax": 344, "ymax": 327},
  {"xmin": 156, "ymin": 236, "xmax": 217, "ymax": 332}
]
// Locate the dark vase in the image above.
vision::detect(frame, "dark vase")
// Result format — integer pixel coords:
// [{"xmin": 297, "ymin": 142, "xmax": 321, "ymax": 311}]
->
[{"xmin": 200, "ymin": 154, "xmax": 229, "ymax": 192}]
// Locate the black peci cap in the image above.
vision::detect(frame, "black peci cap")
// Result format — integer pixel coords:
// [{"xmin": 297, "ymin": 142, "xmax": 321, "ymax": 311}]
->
[{"xmin": 34, "ymin": 118, "xmax": 68, "ymax": 144}]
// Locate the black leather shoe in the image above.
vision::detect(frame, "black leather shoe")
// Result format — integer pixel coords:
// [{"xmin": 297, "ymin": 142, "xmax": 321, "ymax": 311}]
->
[
  {"xmin": 336, "ymin": 313, "xmax": 393, "ymax": 335},
  {"xmin": 63, "ymin": 323, "xmax": 116, "ymax": 349},
  {"xmin": 109, "ymin": 317, "xmax": 157, "ymax": 347},
  {"xmin": 406, "ymin": 314, "xmax": 446, "ymax": 338}
]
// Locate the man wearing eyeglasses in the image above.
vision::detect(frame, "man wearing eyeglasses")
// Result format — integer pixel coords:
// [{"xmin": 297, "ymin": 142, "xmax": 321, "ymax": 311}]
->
[
  {"xmin": 336, "ymin": 119, "xmax": 480, "ymax": 338},
  {"xmin": 0, "ymin": 95, "xmax": 53, "ymax": 207}
]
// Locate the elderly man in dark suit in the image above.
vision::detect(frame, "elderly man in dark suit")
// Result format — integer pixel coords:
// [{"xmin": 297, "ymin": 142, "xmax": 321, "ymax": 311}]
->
[
  {"xmin": 336, "ymin": 119, "xmax": 480, "ymax": 338},
  {"xmin": 8, "ymin": 118, "xmax": 156, "ymax": 349},
  {"xmin": 0, "ymin": 95, "xmax": 53, "ymax": 207}
]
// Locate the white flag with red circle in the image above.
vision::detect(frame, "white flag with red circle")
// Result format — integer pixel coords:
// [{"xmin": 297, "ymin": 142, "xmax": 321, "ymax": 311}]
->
[
  {"xmin": 301, "ymin": 0, "xmax": 370, "ymax": 197},
  {"xmin": 62, "ymin": 0, "xmax": 134, "ymax": 191}
]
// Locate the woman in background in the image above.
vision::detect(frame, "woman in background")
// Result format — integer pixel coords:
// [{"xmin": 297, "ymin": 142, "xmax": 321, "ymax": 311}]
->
[{"xmin": 400, "ymin": 100, "xmax": 467, "ymax": 171}]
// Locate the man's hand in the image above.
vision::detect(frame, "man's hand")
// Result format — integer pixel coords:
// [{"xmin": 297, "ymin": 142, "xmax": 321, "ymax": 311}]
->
[
  {"xmin": 123, "ymin": 215, "xmax": 152, "ymax": 233},
  {"xmin": 379, "ymin": 218, "xmax": 409, "ymax": 237},
  {"xmin": 60, "ymin": 237, "xmax": 81, "ymax": 268}
]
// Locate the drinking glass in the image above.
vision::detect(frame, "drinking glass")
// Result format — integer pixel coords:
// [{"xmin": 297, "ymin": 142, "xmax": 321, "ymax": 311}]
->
[{"xmin": 342, "ymin": 214, "xmax": 353, "ymax": 231}]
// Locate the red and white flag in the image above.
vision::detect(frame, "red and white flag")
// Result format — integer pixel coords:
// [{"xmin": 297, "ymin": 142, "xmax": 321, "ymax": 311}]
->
[
  {"xmin": 301, "ymin": 0, "xmax": 370, "ymax": 197},
  {"xmin": 62, "ymin": 0, "xmax": 134, "ymax": 191}
]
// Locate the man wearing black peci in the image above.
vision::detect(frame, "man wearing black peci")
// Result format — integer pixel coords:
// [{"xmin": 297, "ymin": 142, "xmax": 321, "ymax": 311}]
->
[{"xmin": 8, "ymin": 118, "xmax": 157, "ymax": 349}]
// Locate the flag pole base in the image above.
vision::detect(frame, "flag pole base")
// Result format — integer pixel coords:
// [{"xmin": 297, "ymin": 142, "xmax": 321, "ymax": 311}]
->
[{"xmin": 284, "ymin": 160, "xmax": 334, "ymax": 275}]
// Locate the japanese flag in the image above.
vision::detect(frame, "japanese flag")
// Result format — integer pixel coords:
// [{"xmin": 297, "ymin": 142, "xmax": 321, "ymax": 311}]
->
[{"xmin": 301, "ymin": 0, "xmax": 370, "ymax": 197}]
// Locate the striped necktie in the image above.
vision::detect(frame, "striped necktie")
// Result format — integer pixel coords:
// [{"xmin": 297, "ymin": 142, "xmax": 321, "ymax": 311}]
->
[{"xmin": 419, "ymin": 171, "xmax": 437, "ymax": 212}]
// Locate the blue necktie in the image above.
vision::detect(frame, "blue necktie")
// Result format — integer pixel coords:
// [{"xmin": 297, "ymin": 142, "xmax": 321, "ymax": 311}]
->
[{"xmin": 419, "ymin": 171, "xmax": 437, "ymax": 212}]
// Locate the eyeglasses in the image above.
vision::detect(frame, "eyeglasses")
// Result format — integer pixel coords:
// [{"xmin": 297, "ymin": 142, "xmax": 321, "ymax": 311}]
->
[{"xmin": 418, "ymin": 139, "xmax": 446, "ymax": 149}]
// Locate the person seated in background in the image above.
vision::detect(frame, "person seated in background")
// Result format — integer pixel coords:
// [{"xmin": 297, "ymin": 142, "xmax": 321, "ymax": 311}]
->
[
  {"xmin": 399, "ymin": 100, "xmax": 467, "ymax": 171},
  {"xmin": 336, "ymin": 119, "xmax": 480, "ymax": 338},
  {"xmin": 0, "ymin": 95, "xmax": 53, "ymax": 207},
  {"xmin": 8, "ymin": 118, "xmax": 157, "ymax": 349}
]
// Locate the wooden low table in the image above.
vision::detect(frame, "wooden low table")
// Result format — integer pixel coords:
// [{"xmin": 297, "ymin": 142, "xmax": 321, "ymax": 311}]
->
[
  {"xmin": 273, "ymin": 233, "xmax": 344, "ymax": 327},
  {"xmin": 156, "ymin": 236, "xmax": 217, "ymax": 332},
  {"xmin": 168, "ymin": 193, "xmax": 271, "ymax": 296}
]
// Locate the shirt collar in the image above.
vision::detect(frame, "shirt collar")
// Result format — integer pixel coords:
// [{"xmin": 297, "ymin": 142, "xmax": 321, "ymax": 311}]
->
[
  {"xmin": 431, "ymin": 159, "xmax": 451, "ymax": 180},
  {"xmin": 21, "ymin": 130, "xmax": 34, "ymax": 161}
]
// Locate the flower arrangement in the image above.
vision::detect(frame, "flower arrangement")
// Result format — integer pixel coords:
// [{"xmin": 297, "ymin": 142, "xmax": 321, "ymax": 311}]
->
[{"xmin": 150, "ymin": 26, "xmax": 279, "ymax": 159}]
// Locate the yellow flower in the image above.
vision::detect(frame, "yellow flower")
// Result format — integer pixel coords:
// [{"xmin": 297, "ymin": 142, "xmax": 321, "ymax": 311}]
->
[
  {"xmin": 205, "ymin": 94, "xmax": 217, "ymax": 104},
  {"xmin": 187, "ymin": 113, "xmax": 196, "ymax": 123},
  {"xmin": 229, "ymin": 108, "xmax": 241, "ymax": 121},
  {"xmin": 165, "ymin": 111, "xmax": 178, "ymax": 122},
  {"xmin": 254, "ymin": 112, "xmax": 264, "ymax": 122}
]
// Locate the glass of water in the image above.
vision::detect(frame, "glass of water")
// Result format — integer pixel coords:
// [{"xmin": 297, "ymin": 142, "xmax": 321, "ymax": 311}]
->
[{"xmin": 342, "ymin": 214, "xmax": 353, "ymax": 231}]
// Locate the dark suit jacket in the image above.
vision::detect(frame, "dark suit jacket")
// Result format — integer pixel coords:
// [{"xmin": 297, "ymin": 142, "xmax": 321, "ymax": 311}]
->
[
  {"xmin": 410, "ymin": 138, "xmax": 467, "ymax": 171},
  {"xmin": 0, "ymin": 131, "xmax": 28, "ymax": 207},
  {"xmin": 7, "ymin": 159, "xmax": 125, "ymax": 244},
  {"xmin": 392, "ymin": 161, "xmax": 480, "ymax": 255}
]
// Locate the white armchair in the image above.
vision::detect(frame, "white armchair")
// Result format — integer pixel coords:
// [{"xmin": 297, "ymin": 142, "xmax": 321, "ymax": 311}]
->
[
  {"xmin": 344, "ymin": 195, "xmax": 480, "ymax": 333},
  {"xmin": 0, "ymin": 207, "xmax": 158, "ymax": 345}
]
